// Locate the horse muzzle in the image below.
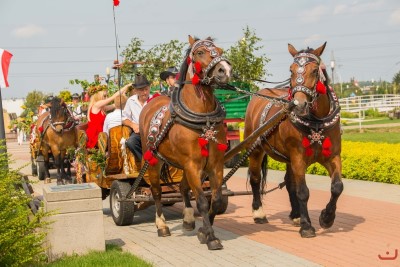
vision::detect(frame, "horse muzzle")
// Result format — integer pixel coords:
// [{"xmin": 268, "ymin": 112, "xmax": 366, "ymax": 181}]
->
[{"xmin": 211, "ymin": 61, "xmax": 232, "ymax": 86}]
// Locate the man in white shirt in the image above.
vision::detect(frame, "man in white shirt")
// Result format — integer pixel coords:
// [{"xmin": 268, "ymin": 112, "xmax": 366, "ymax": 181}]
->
[
  {"xmin": 103, "ymin": 94, "xmax": 127, "ymax": 135},
  {"xmin": 70, "ymin": 93, "xmax": 83, "ymax": 121},
  {"xmin": 122, "ymin": 74, "xmax": 152, "ymax": 160}
]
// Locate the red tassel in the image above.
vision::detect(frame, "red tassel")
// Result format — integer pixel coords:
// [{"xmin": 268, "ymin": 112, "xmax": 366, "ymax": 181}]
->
[
  {"xmin": 113, "ymin": 0, "xmax": 120, "ymax": 6},
  {"xmin": 144, "ymin": 149, "xmax": 153, "ymax": 161},
  {"xmin": 302, "ymin": 136, "xmax": 310, "ymax": 148},
  {"xmin": 194, "ymin": 61, "xmax": 202, "ymax": 73},
  {"xmin": 322, "ymin": 149, "xmax": 331, "ymax": 158},
  {"xmin": 201, "ymin": 147, "xmax": 209, "ymax": 157},
  {"xmin": 217, "ymin": 143, "xmax": 228, "ymax": 151},
  {"xmin": 316, "ymin": 81, "xmax": 326, "ymax": 94},
  {"xmin": 38, "ymin": 126, "xmax": 44, "ymax": 133},
  {"xmin": 322, "ymin": 137, "xmax": 332, "ymax": 149},
  {"xmin": 198, "ymin": 137, "xmax": 208, "ymax": 147},
  {"xmin": 149, "ymin": 156, "xmax": 158, "ymax": 166},
  {"xmin": 287, "ymin": 88, "xmax": 292, "ymax": 100},
  {"xmin": 305, "ymin": 147, "xmax": 313, "ymax": 157},
  {"xmin": 192, "ymin": 74, "xmax": 200, "ymax": 85},
  {"xmin": 186, "ymin": 57, "xmax": 191, "ymax": 65}
]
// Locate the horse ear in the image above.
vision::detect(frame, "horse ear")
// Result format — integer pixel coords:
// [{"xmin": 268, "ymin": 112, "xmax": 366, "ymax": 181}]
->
[
  {"xmin": 188, "ymin": 35, "xmax": 195, "ymax": 46},
  {"xmin": 288, "ymin": 43, "xmax": 298, "ymax": 57},
  {"xmin": 313, "ymin": 42, "xmax": 327, "ymax": 57}
]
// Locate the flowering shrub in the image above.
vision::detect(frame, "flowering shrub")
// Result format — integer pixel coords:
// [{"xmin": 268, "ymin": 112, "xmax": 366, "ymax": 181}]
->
[{"xmin": 267, "ymin": 141, "xmax": 400, "ymax": 185}]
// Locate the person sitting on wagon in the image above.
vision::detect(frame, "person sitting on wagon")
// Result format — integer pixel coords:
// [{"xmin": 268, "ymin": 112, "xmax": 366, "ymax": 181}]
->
[
  {"xmin": 103, "ymin": 93, "xmax": 128, "ymax": 135},
  {"xmin": 86, "ymin": 84, "xmax": 130, "ymax": 149},
  {"xmin": 122, "ymin": 73, "xmax": 152, "ymax": 160},
  {"xmin": 69, "ymin": 93, "xmax": 83, "ymax": 121},
  {"xmin": 159, "ymin": 66, "xmax": 179, "ymax": 96}
]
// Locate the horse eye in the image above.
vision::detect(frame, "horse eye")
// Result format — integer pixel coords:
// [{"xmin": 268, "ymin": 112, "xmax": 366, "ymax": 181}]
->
[{"xmin": 197, "ymin": 51, "xmax": 204, "ymax": 56}]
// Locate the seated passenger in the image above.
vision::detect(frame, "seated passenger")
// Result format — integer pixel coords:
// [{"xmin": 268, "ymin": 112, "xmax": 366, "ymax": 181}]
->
[
  {"xmin": 86, "ymin": 84, "xmax": 130, "ymax": 149},
  {"xmin": 159, "ymin": 66, "xmax": 179, "ymax": 96},
  {"xmin": 103, "ymin": 94, "xmax": 128, "ymax": 135},
  {"xmin": 122, "ymin": 74, "xmax": 152, "ymax": 159}
]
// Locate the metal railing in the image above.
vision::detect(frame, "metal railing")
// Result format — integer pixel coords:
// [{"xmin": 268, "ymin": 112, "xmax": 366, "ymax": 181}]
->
[{"xmin": 339, "ymin": 94, "xmax": 400, "ymax": 113}]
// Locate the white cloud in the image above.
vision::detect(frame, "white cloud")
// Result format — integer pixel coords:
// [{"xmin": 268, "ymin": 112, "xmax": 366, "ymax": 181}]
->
[
  {"xmin": 304, "ymin": 34, "xmax": 324, "ymax": 47},
  {"xmin": 12, "ymin": 24, "xmax": 46, "ymax": 38},
  {"xmin": 388, "ymin": 8, "xmax": 400, "ymax": 25},
  {"xmin": 333, "ymin": 0, "xmax": 384, "ymax": 15},
  {"xmin": 300, "ymin": 6, "xmax": 328, "ymax": 23}
]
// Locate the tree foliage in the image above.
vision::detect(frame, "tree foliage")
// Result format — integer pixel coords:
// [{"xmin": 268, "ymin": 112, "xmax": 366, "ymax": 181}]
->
[
  {"xmin": 0, "ymin": 144, "xmax": 53, "ymax": 266},
  {"xmin": 58, "ymin": 90, "xmax": 72, "ymax": 102},
  {"xmin": 121, "ymin": 37, "xmax": 185, "ymax": 83},
  {"xmin": 393, "ymin": 70, "xmax": 400, "ymax": 85},
  {"xmin": 225, "ymin": 26, "xmax": 270, "ymax": 90},
  {"xmin": 22, "ymin": 90, "xmax": 44, "ymax": 116}
]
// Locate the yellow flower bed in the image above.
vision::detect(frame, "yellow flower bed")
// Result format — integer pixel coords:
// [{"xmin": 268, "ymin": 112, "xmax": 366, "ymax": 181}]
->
[{"xmin": 267, "ymin": 141, "xmax": 400, "ymax": 185}]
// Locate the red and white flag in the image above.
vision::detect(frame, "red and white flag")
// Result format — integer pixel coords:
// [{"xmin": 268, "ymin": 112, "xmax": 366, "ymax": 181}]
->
[{"xmin": 0, "ymin": 48, "xmax": 13, "ymax": 88}]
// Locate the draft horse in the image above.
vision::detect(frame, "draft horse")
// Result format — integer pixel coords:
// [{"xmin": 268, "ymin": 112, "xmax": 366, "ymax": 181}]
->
[
  {"xmin": 139, "ymin": 36, "xmax": 232, "ymax": 249},
  {"xmin": 244, "ymin": 42, "xmax": 343, "ymax": 238},
  {"xmin": 36, "ymin": 97, "xmax": 77, "ymax": 185}
]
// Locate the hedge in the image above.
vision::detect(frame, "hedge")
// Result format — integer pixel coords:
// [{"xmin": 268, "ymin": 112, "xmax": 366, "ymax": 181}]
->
[{"xmin": 267, "ymin": 141, "xmax": 400, "ymax": 185}]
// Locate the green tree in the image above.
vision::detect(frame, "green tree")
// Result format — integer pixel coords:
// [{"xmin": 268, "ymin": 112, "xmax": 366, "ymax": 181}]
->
[
  {"xmin": 21, "ymin": 90, "xmax": 44, "ymax": 117},
  {"xmin": 393, "ymin": 71, "xmax": 400, "ymax": 94},
  {"xmin": 225, "ymin": 26, "xmax": 270, "ymax": 91},
  {"xmin": 121, "ymin": 38, "xmax": 185, "ymax": 83},
  {"xmin": 58, "ymin": 90, "xmax": 72, "ymax": 102}
]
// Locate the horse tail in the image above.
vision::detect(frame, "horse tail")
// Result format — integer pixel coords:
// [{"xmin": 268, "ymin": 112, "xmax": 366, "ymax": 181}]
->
[{"xmin": 261, "ymin": 154, "xmax": 268, "ymax": 196}]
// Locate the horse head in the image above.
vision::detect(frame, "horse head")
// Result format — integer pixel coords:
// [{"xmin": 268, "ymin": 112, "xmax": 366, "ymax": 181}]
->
[
  {"xmin": 288, "ymin": 42, "xmax": 327, "ymax": 116},
  {"xmin": 187, "ymin": 35, "xmax": 232, "ymax": 87},
  {"xmin": 50, "ymin": 97, "xmax": 69, "ymax": 134}
]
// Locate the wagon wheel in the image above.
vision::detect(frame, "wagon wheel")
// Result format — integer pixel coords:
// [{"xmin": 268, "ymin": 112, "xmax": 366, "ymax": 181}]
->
[
  {"xmin": 208, "ymin": 184, "xmax": 229, "ymax": 215},
  {"xmin": 36, "ymin": 156, "xmax": 46, "ymax": 181},
  {"xmin": 110, "ymin": 180, "xmax": 135, "ymax": 226}
]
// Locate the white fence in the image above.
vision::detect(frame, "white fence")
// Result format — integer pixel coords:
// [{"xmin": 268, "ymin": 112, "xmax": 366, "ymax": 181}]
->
[{"xmin": 339, "ymin": 94, "xmax": 400, "ymax": 113}]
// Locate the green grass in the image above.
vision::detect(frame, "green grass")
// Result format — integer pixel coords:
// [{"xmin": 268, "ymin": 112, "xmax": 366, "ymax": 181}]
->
[
  {"xmin": 342, "ymin": 127, "xmax": 400, "ymax": 143},
  {"xmin": 344, "ymin": 117, "xmax": 398, "ymax": 126},
  {"xmin": 43, "ymin": 244, "xmax": 152, "ymax": 267}
]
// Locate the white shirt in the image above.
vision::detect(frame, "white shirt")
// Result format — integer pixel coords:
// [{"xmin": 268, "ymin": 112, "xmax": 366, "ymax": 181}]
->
[
  {"xmin": 122, "ymin": 94, "xmax": 152, "ymax": 124},
  {"xmin": 103, "ymin": 109, "xmax": 123, "ymax": 135}
]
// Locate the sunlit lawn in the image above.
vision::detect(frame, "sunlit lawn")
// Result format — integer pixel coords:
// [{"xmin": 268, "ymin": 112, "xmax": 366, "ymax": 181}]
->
[{"xmin": 342, "ymin": 126, "xmax": 400, "ymax": 144}]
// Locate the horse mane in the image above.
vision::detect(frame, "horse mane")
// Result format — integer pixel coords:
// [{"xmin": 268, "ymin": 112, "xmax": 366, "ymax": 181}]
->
[{"xmin": 50, "ymin": 97, "xmax": 63, "ymax": 118}]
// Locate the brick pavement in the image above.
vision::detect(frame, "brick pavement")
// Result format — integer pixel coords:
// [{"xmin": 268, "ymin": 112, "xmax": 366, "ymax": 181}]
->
[{"xmin": 7, "ymin": 141, "xmax": 400, "ymax": 267}]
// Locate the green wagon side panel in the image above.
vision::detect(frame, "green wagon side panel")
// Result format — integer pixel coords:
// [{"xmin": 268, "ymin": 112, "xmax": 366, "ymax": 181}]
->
[{"xmin": 215, "ymin": 83, "xmax": 251, "ymax": 119}]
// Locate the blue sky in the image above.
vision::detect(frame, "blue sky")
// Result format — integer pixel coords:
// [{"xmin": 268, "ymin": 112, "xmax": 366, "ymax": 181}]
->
[{"xmin": 1, "ymin": 0, "xmax": 400, "ymax": 99}]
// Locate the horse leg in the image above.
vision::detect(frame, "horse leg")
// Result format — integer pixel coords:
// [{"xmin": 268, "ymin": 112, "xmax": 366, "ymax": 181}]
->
[
  {"xmin": 290, "ymin": 163, "xmax": 315, "ymax": 238},
  {"xmin": 185, "ymin": 167, "xmax": 223, "ymax": 250},
  {"xmin": 284, "ymin": 165, "xmax": 300, "ymax": 226},
  {"xmin": 248, "ymin": 147, "xmax": 268, "ymax": 224},
  {"xmin": 180, "ymin": 175, "xmax": 195, "ymax": 231},
  {"xmin": 53, "ymin": 151, "xmax": 64, "ymax": 185},
  {"xmin": 42, "ymin": 149, "xmax": 51, "ymax": 178},
  {"xmin": 60, "ymin": 150, "xmax": 72, "ymax": 184},
  {"xmin": 320, "ymin": 155, "xmax": 343, "ymax": 229},
  {"xmin": 149, "ymin": 168, "xmax": 171, "ymax": 237}
]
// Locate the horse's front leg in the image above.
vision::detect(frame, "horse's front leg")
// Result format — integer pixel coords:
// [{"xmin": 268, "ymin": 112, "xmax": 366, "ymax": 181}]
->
[
  {"xmin": 185, "ymin": 166, "xmax": 223, "ymax": 250},
  {"xmin": 180, "ymin": 175, "xmax": 195, "ymax": 231},
  {"xmin": 290, "ymin": 162, "xmax": 315, "ymax": 238},
  {"xmin": 53, "ymin": 151, "xmax": 64, "ymax": 185},
  {"xmin": 60, "ymin": 150, "xmax": 72, "ymax": 184},
  {"xmin": 148, "ymin": 167, "xmax": 171, "ymax": 237},
  {"xmin": 248, "ymin": 147, "xmax": 268, "ymax": 224},
  {"xmin": 320, "ymin": 154, "xmax": 343, "ymax": 229},
  {"xmin": 284, "ymin": 164, "xmax": 300, "ymax": 226},
  {"xmin": 207, "ymin": 167, "xmax": 224, "ymax": 226}
]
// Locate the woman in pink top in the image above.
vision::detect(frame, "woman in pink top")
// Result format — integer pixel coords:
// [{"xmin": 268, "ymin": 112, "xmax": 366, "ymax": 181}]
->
[{"xmin": 86, "ymin": 84, "xmax": 130, "ymax": 148}]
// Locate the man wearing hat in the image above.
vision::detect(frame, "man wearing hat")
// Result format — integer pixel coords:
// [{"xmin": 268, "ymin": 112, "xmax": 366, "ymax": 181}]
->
[
  {"xmin": 70, "ymin": 93, "xmax": 83, "ymax": 121},
  {"xmin": 159, "ymin": 66, "xmax": 179, "ymax": 96},
  {"xmin": 122, "ymin": 73, "xmax": 152, "ymax": 160}
]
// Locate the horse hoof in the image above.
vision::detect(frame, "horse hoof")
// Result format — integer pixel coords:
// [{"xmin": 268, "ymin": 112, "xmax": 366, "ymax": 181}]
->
[
  {"xmin": 300, "ymin": 226, "xmax": 316, "ymax": 238},
  {"xmin": 319, "ymin": 209, "xmax": 335, "ymax": 229},
  {"xmin": 64, "ymin": 179, "xmax": 72, "ymax": 185},
  {"xmin": 207, "ymin": 239, "xmax": 223, "ymax": 250},
  {"xmin": 56, "ymin": 179, "xmax": 64, "ymax": 185},
  {"xmin": 157, "ymin": 227, "xmax": 171, "ymax": 237},
  {"xmin": 292, "ymin": 217, "xmax": 300, "ymax": 227},
  {"xmin": 197, "ymin": 227, "xmax": 207, "ymax": 244},
  {"xmin": 183, "ymin": 221, "xmax": 195, "ymax": 231},
  {"xmin": 254, "ymin": 217, "xmax": 268, "ymax": 224}
]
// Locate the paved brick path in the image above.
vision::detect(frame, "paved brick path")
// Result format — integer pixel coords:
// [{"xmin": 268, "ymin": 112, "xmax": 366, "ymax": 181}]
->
[{"xmin": 9, "ymin": 141, "xmax": 400, "ymax": 266}]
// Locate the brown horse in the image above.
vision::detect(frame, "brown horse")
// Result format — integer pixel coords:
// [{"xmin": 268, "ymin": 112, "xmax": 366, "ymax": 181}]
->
[
  {"xmin": 244, "ymin": 42, "xmax": 343, "ymax": 238},
  {"xmin": 139, "ymin": 36, "xmax": 232, "ymax": 250},
  {"xmin": 36, "ymin": 97, "xmax": 77, "ymax": 185}
]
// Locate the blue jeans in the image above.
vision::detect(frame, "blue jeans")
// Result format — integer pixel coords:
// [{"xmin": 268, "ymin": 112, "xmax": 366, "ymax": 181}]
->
[{"xmin": 126, "ymin": 132, "xmax": 142, "ymax": 160}]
